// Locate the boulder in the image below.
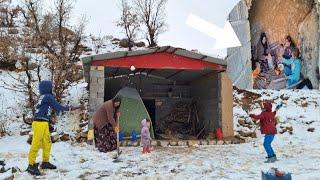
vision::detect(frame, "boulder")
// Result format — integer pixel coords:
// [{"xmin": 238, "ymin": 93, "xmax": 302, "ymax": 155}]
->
[
  {"xmin": 112, "ymin": 38, "xmax": 120, "ymax": 42},
  {"xmin": 301, "ymin": 101, "xmax": 308, "ymax": 108},
  {"xmin": 135, "ymin": 41, "xmax": 146, "ymax": 47},
  {"xmin": 208, "ymin": 140, "xmax": 217, "ymax": 145},
  {"xmin": 8, "ymin": 28, "xmax": 19, "ymax": 34},
  {"xmin": 11, "ymin": 167, "xmax": 20, "ymax": 173},
  {"xmin": 132, "ymin": 141, "xmax": 139, "ymax": 147},
  {"xmin": 60, "ymin": 133, "xmax": 70, "ymax": 141},
  {"xmin": 0, "ymin": 160, "xmax": 5, "ymax": 166},
  {"xmin": 0, "ymin": 166, "xmax": 9, "ymax": 173},
  {"xmin": 187, "ymin": 140, "xmax": 198, "ymax": 147},
  {"xmin": 217, "ymin": 140, "xmax": 224, "ymax": 145},
  {"xmin": 27, "ymin": 62, "xmax": 38, "ymax": 71},
  {"xmin": 169, "ymin": 141, "xmax": 178, "ymax": 146},
  {"xmin": 159, "ymin": 140, "xmax": 169, "ymax": 147},
  {"xmin": 307, "ymin": 127, "xmax": 315, "ymax": 132},
  {"xmin": 280, "ymin": 95, "xmax": 290, "ymax": 101},
  {"xmin": 238, "ymin": 119, "xmax": 246, "ymax": 126},
  {"xmin": 249, "ymin": 132, "xmax": 257, "ymax": 138},
  {"xmin": 238, "ymin": 130, "xmax": 256, "ymax": 138},
  {"xmin": 51, "ymin": 132, "xmax": 59, "ymax": 143},
  {"xmin": 286, "ymin": 126, "xmax": 293, "ymax": 132},
  {"xmin": 6, "ymin": 175, "xmax": 14, "ymax": 180},
  {"xmin": 20, "ymin": 130, "xmax": 30, "ymax": 136},
  {"xmin": 177, "ymin": 141, "xmax": 187, "ymax": 146},
  {"xmin": 151, "ymin": 140, "xmax": 158, "ymax": 146},
  {"xmin": 119, "ymin": 39, "xmax": 134, "ymax": 48},
  {"xmin": 233, "ymin": 135, "xmax": 246, "ymax": 144},
  {"xmin": 200, "ymin": 140, "xmax": 208, "ymax": 145}
]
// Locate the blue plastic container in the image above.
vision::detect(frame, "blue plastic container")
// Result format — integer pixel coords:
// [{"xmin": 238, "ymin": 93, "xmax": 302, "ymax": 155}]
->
[
  {"xmin": 262, "ymin": 171, "xmax": 292, "ymax": 180},
  {"xmin": 131, "ymin": 131, "xmax": 137, "ymax": 141},
  {"xmin": 119, "ymin": 131, "xmax": 124, "ymax": 141}
]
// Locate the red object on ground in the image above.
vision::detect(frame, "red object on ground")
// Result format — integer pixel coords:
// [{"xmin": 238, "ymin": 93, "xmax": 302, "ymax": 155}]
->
[
  {"xmin": 275, "ymin": 170, "xmax": 284, "ymax": 177},
  {"xmin": 215, "ymin": 128, "xmax": 223, "ymax": 140},
  {"xmin": 91, "ymin": 52, "xmax": 226, "ymax": 71}
]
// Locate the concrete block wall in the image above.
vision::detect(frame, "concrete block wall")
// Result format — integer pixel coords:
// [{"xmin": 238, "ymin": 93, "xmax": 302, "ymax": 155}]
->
[
  {"xmin": 190, "ymin": 72, "xmax": 220, "ymax": 133},
  {"xmin": 88, "ymin": 66, "xmax": 105, "ymax": 129}
]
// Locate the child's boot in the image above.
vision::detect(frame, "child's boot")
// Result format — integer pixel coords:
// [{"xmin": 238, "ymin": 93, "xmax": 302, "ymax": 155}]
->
[
  {"xmin": 264, "ymin": 156, "xmax": 277, "ymax": 163},
  {"xmin": 142, "ymin": 147, "xmax": 147, "ymax": 154},
  {"xmin": 40, "ymin": 162, "xmax": 57, "ymax": 169},
  {"xmin": 26, "ymin": 164, "xmax": 41, "ymax": 176}
]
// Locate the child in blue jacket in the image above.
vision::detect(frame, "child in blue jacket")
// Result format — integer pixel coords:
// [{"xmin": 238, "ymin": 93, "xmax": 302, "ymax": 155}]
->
[
  {"xmin": 27, "ymin": 80, "xmax": 80, "ymax": 175},
  {"xmin": 281, "ymin": 48, "xmax": 302, "ymax": 86}
]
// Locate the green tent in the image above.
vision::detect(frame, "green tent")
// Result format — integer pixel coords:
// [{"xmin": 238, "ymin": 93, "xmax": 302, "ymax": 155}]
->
[{"xmin": 116, "ymin": 87, "xmax": 155, "ymax": 138}]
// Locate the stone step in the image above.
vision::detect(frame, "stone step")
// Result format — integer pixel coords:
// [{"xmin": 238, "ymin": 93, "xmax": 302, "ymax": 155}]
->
[{"xmin": 119, "ymin": 138, "xmax": 245, "ymax": 147}]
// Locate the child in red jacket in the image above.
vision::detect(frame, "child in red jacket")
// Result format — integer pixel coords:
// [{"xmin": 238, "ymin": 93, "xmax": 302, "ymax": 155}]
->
[{"xmin": 250, "ymin": 102, "xmax": 278, "ymax": 163}]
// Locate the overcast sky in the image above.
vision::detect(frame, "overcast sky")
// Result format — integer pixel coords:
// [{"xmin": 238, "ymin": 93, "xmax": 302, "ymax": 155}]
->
[{"xmin": 30, "ymin": 0, "xmax": 240, "ymax": 57}]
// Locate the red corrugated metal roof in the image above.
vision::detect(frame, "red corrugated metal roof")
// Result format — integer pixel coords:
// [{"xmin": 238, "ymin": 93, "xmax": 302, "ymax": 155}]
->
[{"xmin": 91, "ymin": 52, "xmax": 225, "ymax": 71}]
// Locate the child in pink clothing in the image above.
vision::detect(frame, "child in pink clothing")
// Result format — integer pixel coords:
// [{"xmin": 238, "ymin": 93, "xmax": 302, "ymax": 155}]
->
[{"xmin": 141, "ymin": 118, "xmax": 152, "ymax": 153}]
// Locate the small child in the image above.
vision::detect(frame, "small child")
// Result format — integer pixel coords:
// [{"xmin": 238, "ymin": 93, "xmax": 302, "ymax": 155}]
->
[
  {"xmin": 141, "ymin": 118, "xmax": 152, "ymax": 153},
  {"xmin": 249, "ymin": 102, "xmax": 278, "ymax": 163}
]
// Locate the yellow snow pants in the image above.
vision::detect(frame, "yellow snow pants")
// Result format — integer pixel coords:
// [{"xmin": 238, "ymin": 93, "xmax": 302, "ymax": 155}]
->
[{"xmin": 28, "ymin": 121, "xmax": 51, "ymax": 165}]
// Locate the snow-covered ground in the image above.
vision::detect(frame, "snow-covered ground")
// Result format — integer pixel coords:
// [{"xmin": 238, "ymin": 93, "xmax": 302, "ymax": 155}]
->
[{"xmin": 1, "ymin": 87, "xmax": 319, "ymax": 179}]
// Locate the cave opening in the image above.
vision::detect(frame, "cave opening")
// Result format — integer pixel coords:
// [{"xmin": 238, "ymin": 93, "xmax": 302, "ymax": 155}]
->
[{"xmin": 248, "ymin": 0, "xmax": 319, "ymax": 89}]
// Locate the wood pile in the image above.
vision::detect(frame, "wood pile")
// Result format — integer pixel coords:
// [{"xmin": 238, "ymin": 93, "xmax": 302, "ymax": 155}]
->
[{"xmin": 158, "ymin": 101, "xmax": 205, "ymax": 140}]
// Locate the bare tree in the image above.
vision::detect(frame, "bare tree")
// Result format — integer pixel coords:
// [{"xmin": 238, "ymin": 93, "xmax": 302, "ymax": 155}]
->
[
  {"xmin": 25, "ymin": 0, "xmax": 86, "ymax": 103},
  {"xmin": 134, "ymin": 0, "xmax": 167, "ymax": 47},
  {"xmin": 117, "ymin": 0, "xmax": 140, "ymax": 51},
  {"xmin": 0, "ymin": 33, "xmax": 18, "ymax": 69},
  {"xmin": 0, "ymin": 1, "xmax": 22, "ymax": 27},
  {"xmin": 0, "ymin": 1, "xmax": 21, "ymax": 69},
  {"xmin": 91, "ymin": 34, "xmax": 105, "ymax": 54}
]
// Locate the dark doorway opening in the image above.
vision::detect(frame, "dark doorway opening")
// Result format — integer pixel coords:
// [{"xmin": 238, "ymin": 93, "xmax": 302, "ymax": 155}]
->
[{"xmin": 143, "ymin": 99, "xmax": 156, "ymax": 137}]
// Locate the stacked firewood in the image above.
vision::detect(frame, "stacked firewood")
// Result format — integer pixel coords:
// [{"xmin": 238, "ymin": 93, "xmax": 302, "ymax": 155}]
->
[{"xmin": 158, "ymin": 101, "xmax": 204, "ymax": 140}]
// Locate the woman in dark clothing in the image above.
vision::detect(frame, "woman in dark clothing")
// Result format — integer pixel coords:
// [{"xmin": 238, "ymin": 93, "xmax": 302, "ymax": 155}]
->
[
  {"xmin": 92, "ymin": 97, "xmax": 121, "ymax": 152},
  {"xmin": 255, "ymin": 32, "xmax": 274, "ymax": 73}
]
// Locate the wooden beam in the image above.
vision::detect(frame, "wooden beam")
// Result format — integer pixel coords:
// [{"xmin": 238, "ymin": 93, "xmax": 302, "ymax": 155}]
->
[
  {"xmin": 166, "ymin": 70, "xmax": 184, "ymax": 79},
  {"xmin": 113, "ymin": 68, "xmax": 119, "ymax": 77},
  {"xmin": 147, "ymin": 69, "xmax": 154, "ymax": 74}
]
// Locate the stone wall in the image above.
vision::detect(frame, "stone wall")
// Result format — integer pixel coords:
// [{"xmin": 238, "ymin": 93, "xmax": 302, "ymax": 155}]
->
[
  {"xmin": 191, "ymin": 72, "xmax": 220, "ymax": 133},
  {"xmin": 299, "ymin": 6, "xmax": 320, "ymax": 88},
  {"xmin": 249, "ymin": 0, "xmax": 314, "ymax": 45}
]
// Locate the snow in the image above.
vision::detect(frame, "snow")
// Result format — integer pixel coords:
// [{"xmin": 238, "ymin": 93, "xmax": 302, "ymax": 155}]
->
[
  {"xmin": 0, "ymin": 71, "xmax": 27, "ymax": 135},
  {"xmin": 80, "ymin": 35, "xmax": 148, "ymax": 59},
  {"xmin": 1, "ymin": 89, "xmax": 320, "ymax": 179}
]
